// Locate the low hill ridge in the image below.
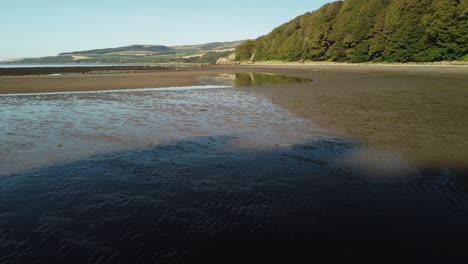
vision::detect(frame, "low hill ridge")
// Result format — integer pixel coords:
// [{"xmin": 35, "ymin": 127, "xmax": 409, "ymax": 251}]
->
[
  {"xmin": 59, "ymin": 45, "xmax": 175, "ymax": 56},
  {"xmin": 1, "ymin": 40, "xmax": 247, "ymax": 64}
]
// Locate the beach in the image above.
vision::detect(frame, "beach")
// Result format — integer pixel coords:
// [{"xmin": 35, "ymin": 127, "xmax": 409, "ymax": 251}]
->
[
  {"xmin": 3, "ymin": 63, "xmax": 467, "ymax": 167},
  {"xmin": 1, "ymin": 63, "xmax": 468, "ymax": 263},
  {"xmin": 1, "ymin": 63, "xmax": 467, "ymax": 94}
]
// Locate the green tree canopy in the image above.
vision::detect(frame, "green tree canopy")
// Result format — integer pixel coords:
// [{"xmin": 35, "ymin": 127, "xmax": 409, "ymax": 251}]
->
[{"xmin": 235, "ymin": 0, "xmax": 468, "ymax": 63}]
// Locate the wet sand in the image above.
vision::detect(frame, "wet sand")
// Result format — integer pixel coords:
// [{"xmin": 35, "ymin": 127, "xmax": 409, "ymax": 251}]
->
[
  {"xmin": 2, "ymin": 136, "xmax": 468, "ymax": 263},
  {"xmin": 0, "ymin": 70, "xmax": 201, "ymax": 94},
  {"xmin": 0, "ymin": 66, "xmax": 171, "ymax": 76},
  {"xmin": 1, "ymin": 63, "xmax": 466, "ymax": 94},
  {"xmin": 244, "ymin": 65, "xmax": 468, "ymax": 169},
  {"xmin": 1, "ymin": 64, "xmax": 468, "ymax": 263}
]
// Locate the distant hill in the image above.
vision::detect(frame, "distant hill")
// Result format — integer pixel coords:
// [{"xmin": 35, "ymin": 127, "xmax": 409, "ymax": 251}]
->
[
  {"xmin": 236, "ymin": 0, "xmax": 468, "ymax": 63},
  {"xmin": 59, "ymin": 45, "xmax": 175, "ymax": 56},
  {"xmin": 2, "ymin": 40, "xmax": 246, "ymax": 65},
  {"xmin": 197, "ymin": 41, "xmax": 246, "ymax": 51},
  {"xmin": 171, "ymin": 40, "xmax": 247, "ymax": 54}
]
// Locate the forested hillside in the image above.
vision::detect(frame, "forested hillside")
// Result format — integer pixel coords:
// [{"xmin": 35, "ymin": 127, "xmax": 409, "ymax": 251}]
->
[{"xmin": 236, "ymin": 0, "xmax": 468, "ymax": 63}]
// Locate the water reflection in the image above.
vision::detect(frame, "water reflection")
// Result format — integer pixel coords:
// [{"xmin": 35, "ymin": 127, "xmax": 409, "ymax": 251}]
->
[{"xmin": 198, "ymin": 72, "xmax": 311, "ymax": 87}]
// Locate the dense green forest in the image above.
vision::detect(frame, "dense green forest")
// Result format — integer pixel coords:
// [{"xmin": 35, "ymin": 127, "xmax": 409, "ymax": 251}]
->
[{"xmin": 236, "ymin": 0, "xmax": 468, "ymax": 63}]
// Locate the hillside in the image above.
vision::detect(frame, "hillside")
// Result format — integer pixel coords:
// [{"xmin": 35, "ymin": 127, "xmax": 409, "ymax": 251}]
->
[
  {"xmin": 2, "ymin": 40, "xmax": 246, "ymax": 65},
  {"xmin": 236, "ymin": 0, "xmax": 468, "ymax": 63},
  {"xmin": 172, "ymin": 40, "xmax": 246, "ymax": 53},
  {"xmin": 59, "ymin": 45, "xmax": 175, "ymax": 56}
]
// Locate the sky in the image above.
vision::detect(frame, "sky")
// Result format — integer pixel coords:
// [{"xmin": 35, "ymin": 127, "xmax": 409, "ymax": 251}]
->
[{"xmin": 0, "ymin": 0, "xmax": 333, "ymax": 60}]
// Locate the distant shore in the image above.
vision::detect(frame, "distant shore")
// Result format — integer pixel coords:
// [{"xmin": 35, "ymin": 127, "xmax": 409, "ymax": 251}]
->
[{"xmin": 0, "ymin": 63, "xmax": 467, "ymax": 94}]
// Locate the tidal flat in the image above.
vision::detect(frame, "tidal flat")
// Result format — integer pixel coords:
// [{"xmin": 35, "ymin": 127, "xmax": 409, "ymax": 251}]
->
[{"xmin": 1, "ymin": 65, "xmax": 468, "ymax": 263}]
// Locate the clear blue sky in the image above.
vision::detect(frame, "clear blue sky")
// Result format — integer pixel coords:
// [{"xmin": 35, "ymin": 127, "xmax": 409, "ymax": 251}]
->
[{"xmin": 0, "ymin": 0, "xmax": 333, "ymax": 60}]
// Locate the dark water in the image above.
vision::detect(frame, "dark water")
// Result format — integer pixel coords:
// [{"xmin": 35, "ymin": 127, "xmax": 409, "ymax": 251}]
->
[{"xmin": 1, "ymin": 73, "xmax": 468, "ymax": 263}]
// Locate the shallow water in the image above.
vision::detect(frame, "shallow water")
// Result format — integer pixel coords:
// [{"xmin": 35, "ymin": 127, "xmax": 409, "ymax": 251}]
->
[{"xmin": 0, "ymin": 83, "xmax": 318, "ymax": 176}]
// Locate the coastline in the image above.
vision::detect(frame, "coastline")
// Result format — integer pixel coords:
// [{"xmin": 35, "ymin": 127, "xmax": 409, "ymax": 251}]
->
[{"xmin": 0, "ymin": 63, "xmax": 467, "ymax": 94}]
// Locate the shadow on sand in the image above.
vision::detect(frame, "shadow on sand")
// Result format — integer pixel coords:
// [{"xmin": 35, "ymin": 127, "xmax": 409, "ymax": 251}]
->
[{"xmin": 1, "ymin": 136, "xmax": 468, "ymax": 263}]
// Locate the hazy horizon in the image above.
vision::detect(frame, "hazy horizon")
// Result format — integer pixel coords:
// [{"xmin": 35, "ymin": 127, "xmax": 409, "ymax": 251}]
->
[{"xmin": 0, "ymin": 0, "xmax": 333, "ymax": 60}]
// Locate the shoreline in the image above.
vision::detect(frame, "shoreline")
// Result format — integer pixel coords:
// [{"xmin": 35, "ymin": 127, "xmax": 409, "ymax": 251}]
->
[
  {"xmin": 0, "ymin": 65, "xmax": 179, "ymax": 76},
  {"xmin": 0, "ymin": 63, "xmax": 467, "ymax": 94},
  {"xmin": 246, "ymin": 60, "xmax": 468, "ymax": 66}
]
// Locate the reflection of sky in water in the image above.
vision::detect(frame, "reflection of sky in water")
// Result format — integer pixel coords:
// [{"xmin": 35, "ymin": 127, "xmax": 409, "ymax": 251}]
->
[{"xmin": 0, "ymin": 85, "xmax": 323, "ymax": 175}]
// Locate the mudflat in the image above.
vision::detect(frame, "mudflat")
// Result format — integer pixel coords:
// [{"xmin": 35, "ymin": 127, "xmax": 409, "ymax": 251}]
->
[
  {"xmin": 0, "ymin": 67, "xmax": 201, "ymax": 94},
  {"xmin": 1, "ymin": 64, "xmax": 468, "ymax": 263},
  {"xmin": 1, "ymin": 63, "xmax": 466, "ymax": 94},
  {"xmin": 2, "ymin": 64, "xmax": 467, "ymax": 169},
  {"xmin": 246, "ymin": 64, "xmax": 468, "ymax": 169}
]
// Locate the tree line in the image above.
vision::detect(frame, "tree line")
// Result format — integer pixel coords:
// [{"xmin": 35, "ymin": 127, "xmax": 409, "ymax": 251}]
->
[{"xmin": 236, "ymin": 0, "xmax": 468, "ymax": 63}]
